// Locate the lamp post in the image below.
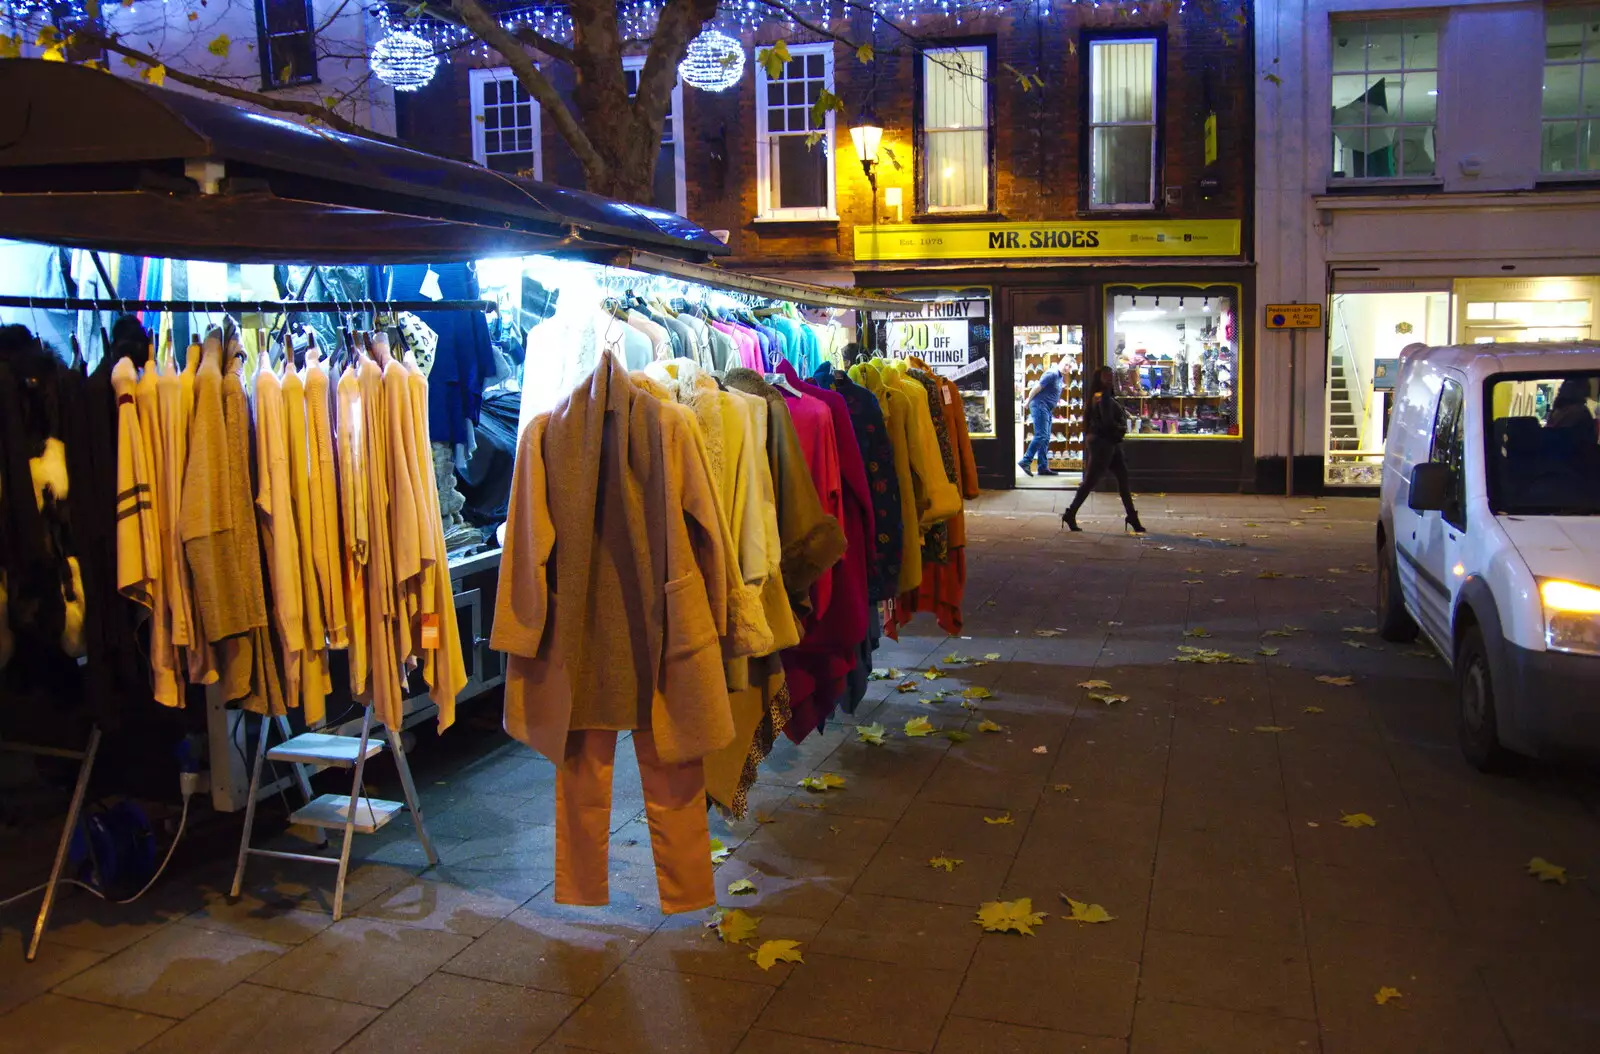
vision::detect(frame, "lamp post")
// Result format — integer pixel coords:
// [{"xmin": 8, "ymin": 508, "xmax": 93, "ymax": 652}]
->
[{"xmin": 849, "ymin": 108, "xmax": 883, "ymax": 190}]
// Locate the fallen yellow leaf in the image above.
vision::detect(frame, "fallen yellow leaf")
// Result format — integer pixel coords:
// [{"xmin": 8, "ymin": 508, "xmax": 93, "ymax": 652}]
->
[
  {"xmin": 977, "ymin": 720, "xmax": 1003, "ymax": 733},
  {"xmin": 727, "ymin": 878, "xmax": 757, "ymax": 895},
  {"xmin": 856, "ymin": 723, "xmax": 887, "ymax": 745},
  {"xmin": 904, "ymin": 716, "xmax": 935, "ymax": 738},
  {"xmin": 983, "ymin": 813, "xmax": 1015, "ymax": 825},
  {"xmin": 1183, "ymin": 627, "xmax": 1213, "ymax": 638},
  {"xmin": 975, "ymin": 898, "xmax": 1047, "ymax": 935},
  {"xmin": 1342, "ymin": 626, "xmax": 1378, "ymax": 634},
  {"xmin": 1527, "ymin": 857, "xmax": 1569, "ymax": 884},
  {"xmin": 1203, "ymin": 696, "xmax": 1226, "ymax": 706},
  {"xmin": 754, "ymin": 811, "xmax": 776, "ymax": 824},
  {"xmin": 709, "ymin": 838, "xmax": 730, "ymax": 864},
  {"xmin": 1088, "ymin": 692, "xmax": 1129, "ymax": 706},
  {"xmin": 1052, "ymin": 783, "xmax": 1072, "ymax": 792},
  {"xmin": 1257, "ymin": 647, "xmax": 1281, "ymax": 657},
  {"xmin": 1035, "ymin": 629, "xmax": 1060, "ymax": 637},
  {"xmin": 1340, "ymin": 812, "xmax": 1378, "ymax": 828},
  {"xmin": 1031, "ymin": 745, "xmax": 1049, "ymax": 754},
  {"xmin": 928, "ymin": 856, "xmax": 963, "ymax": 872},
  {"xmin": 798, "ymin": 773, "xmax": 846, "ymax": 792},
  {"xmin": 712, "ymin": 907, "xmax": 760, "ymax": 944},
  {"xmin": 962, "ymin": 686, "xmax": 994, "ymax": 700},
  {"xmin": 984, "ymin": 652, "xmax": 1001, "ymax": 660},
  {"xmin": 1077, "ymin": 679, "xmax": 1113, "ymax": 690},
  {"xmin": 1302, "ymin": 705, "xmax": 1325, "ymax": 714},
  {"xmin": 1316, "ymin": 675, "xmax": 1356, "ymax": 686},
  {"xmin": 749, "ymin": 938, "xmax": 804, "ymax": 970},
  {"xmin": 206, "ymin": 33, "xmax": 232, "ymax": 58},
  {"xmin": 1258, "ymin": 570, "xmax": 1284, "ymax": 579},
  {"xmin": 1060, "ymin": 893, "xmax": 1116, "ymax": 923},
  {"xmin": 943, "ymin": 653, "xmax": 968, "ymax": 665},
  {"xmin": 1374, "ymin": 986, "xmax": 1403, "ymax": 1006},
  {"xmin": 897, "ymin": 680, "xmax": 918, "ymax": 693},
  {"xmin": 1253, "ymin": 725, "xmax": 1293, "ymax": 734},
  {"xmin": 1182, "ymin": 579, "xmax": 1204, "ymax": 585}
]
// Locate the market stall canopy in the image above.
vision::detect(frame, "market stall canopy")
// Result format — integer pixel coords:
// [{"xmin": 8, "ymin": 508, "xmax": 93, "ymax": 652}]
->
[
  {"xmin": 608, "ymin": 250, "xmax": 915, "ymax": 311},
  {"xmin": 0, "ymin": 60, "xmax": 728, "ymax": 265}
]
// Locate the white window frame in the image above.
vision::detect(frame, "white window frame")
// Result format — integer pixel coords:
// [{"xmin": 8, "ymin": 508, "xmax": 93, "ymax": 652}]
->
[
  {"xmin": 1328, "ymin": 17, "xmax": 1441, "ymax": 186},
  {"xmin": 1541, "ymin": 7, "xmax": 1600, "ymax": 177},
  {"xmin": 469, "ymin": 67, "xmax": 543, "ymax": 181},
  {"xmin": 921, "ymin": 45, "xmax": 992, "ymax": 214},
  {"xmin": 754, "ymin": 42, "xmax": 838, "ymax": 221},
  {"xmin": 1086, "ymin": 36, "xmax": 1160, "ymax": 212},
  {"xmin": 623, "ymin": 56, "xmax": 688, "ymax": 217}
]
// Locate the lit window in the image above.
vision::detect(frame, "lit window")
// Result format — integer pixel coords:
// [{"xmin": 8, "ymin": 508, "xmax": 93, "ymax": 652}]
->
[
  {"xmin": 922, "ymin": 46, "xmax": 990, "ymax": 213},
  {"xmin": 623, "ymin": 57, "xmax": 688, "ymax": 216},
  {"xmin": 1087, "ymin": 38, "xmax": 1159, "ymax": 209},
  {"xmin": 1542, "ymin": 8, "xmax": 1600, "ymax": 174},
  {"xmin": 1330, "ymin": 19, "xmax": 1439, "ymax": 181},
  {"xmin": 755, "ymin": 43, "xmax": 837, "ymax": 220},
  {"xmin": 255, "ymin": 0, "xmax": 318, "ymax": 89},
  {"xmin": 470, "ymin": 68, "xmax": 542, "ymax": 180}
]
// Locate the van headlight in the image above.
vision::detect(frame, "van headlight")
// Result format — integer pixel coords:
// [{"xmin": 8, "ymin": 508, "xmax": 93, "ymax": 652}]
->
[{"xmin": 1539, "ymin": 579, "xmax": 1600, "ymax": 657}]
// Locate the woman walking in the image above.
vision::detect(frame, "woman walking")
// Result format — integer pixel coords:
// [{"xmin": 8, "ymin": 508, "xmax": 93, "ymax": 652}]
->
[{"xmin": 1062, "ymin": 366, "xmax": 1145, "ymax": 534}]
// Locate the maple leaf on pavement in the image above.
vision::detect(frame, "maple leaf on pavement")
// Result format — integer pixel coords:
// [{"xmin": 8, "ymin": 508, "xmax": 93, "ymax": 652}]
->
[
  {"xmin": 962, "ymin": 686, "xmax": 994, "ymax": 699},
  {"xmin": 1527, "ymin": 857, "xmax": 1569, "ymax": 884},
  {"xmin": 1374, "ymin": 986, "xmax": 1403, "ymax": 1006},
  {"xmin": 709, "ymin": 838, "xmax": 730, "ymax": 864},
  {"xmin": 983, "ymin": 813, "xmax": 1015, "ymax": 825},
  {"xmin": 1316, "ymin": 675, "xmax": 1356, "ymax": 686},
  {"xmin": 904, "ymin": 716, "xmax": 936, "ymax": 738},
  {"xmin": 1060, "ymin": 893, "xmax": 1116, "ymax": 923},
  {"xmin": 711, "ymin": 908, "xmax": 760, "ymax": 945},
  {"xmin": 749, "ymin": 939, "xmax": 805, "ymax": 970},
  {"xmin": 1339, "ymin": 813, "xmax": 1378, "ymax": 828},
  {"xmin": 977, "ymin": 720, "xmax": 1003, "ymax": 733},
  {"xmin": 928, "ymin": 856, "xmax": 963, "ymax": 872},
  {"xmin": 1077, "ymin": 679, "xmax": 1112, "ymax": 690},
  {"xmin": 798, "ymin": 773, "xmax": 846, "ymax": 792},
  {"xmin": 856, "ymin": 723, "xmax": 887, "ymax": 745},
  {"xmin": 727, "ymin": 878, "xmax": 757, "ymax": 895},
  {"xmin": 975, "ymin": 898, "xmax": 1048, "ymax": 935}
]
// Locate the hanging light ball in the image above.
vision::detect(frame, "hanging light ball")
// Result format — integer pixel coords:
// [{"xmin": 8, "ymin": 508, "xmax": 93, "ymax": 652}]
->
[
  {"xmin": 370, "ymin": 30, "xmax": 439, "ymax": 93},
  {"xmin": 678, "ymin": 29, "xmax": 745, "ymax": 93}
]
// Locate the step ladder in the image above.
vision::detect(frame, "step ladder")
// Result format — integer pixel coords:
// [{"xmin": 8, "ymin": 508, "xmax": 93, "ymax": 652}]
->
[{"xmin": 230, "ymin": 705, "xmax": 438, "ymax": 920}]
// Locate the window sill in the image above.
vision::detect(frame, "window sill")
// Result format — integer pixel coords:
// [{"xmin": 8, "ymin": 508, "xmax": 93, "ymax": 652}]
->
[
  {"xmin": 751, "ymin": 216, "xmax": 841, "ymax": 227},
  {"xmin": 1536, "ymin": 174, "xmax": 1600, "ymax": 189},
  {"xmin": 1322, "ymin": 178, "xmax": 1444, "ymax": 195},
  {"xmin": 911, "ymin": 211, "xmax": 1005, "ymax": 223},
  {"xmin": 1082, "ymin": 205, "xmax": 1162, "ymax": 216}
]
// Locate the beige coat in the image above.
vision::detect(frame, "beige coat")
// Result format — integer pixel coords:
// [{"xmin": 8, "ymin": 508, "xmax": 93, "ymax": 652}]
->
[{"xmin": 493, "ymin": 354, "xmax": 734, "ymax": 765}]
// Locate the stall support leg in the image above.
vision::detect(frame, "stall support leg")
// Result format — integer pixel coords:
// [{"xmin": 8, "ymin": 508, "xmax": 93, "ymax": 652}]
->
[{"xmin": 27, "ymin": 725, "xmax": 102, "ymax": 963}]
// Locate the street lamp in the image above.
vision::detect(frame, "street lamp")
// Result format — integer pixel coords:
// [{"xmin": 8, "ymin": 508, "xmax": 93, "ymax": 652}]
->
[{"xmin": 849, "ymin": 108, "xmax": 883, "ymax": 190}]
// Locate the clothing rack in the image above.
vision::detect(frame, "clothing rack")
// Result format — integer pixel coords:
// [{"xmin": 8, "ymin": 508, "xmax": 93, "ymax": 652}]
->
[{"xmin": 0, "ymin": 296, "xmax": 498, "ymax": 315}]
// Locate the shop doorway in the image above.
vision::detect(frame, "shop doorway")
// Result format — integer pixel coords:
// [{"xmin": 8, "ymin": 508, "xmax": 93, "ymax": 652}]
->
[{"xmin": 1011, "ymin": 289, "xmax": 1095, "ymax": 488}]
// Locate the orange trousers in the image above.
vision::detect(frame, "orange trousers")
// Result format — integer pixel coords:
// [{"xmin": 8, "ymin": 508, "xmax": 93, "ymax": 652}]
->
[{"xmin": 555, "ymin": 727, "xmax": 716, "ymax": 914}]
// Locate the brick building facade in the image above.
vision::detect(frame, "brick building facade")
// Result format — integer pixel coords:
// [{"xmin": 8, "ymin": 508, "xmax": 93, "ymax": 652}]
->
[{"xmin": 397, "ymin": 1, "xmax": 1257, "ymax": 490}]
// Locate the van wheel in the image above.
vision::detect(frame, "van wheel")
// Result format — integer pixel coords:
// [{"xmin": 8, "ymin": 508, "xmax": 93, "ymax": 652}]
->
[
  {"xmin": 1377, "ymin": 539, "xmax": 1419, "ymax": 643},
  {"xmin": 1457, "ymin": 625, "xmax": 1517, "ymax": 774}
]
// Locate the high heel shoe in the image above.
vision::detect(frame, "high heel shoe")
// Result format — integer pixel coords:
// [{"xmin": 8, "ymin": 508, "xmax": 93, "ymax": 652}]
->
[
  {"xmin": 1124, "ymin": 513, "xmax": 1147, "ymax": 535},
  {"xmin": 1062, "ymin": 509, "xmax": 1082, "ymax": 532}
]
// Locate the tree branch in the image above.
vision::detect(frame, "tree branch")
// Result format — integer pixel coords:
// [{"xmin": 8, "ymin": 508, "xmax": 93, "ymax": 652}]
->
[
  {"xmin": 449, "ymin": 0, "xmax": 608, "ymax": 182},
  {"xmin": 633, "ymin": 0, "xmax": 718, "ymax": 134},
  {"xmin": 82, "ymin": 29, "xmax": 375, "ymax": 139},
  {"xmin": 510, "ymin": 22, "xmax": 577, "ymax": 65}
]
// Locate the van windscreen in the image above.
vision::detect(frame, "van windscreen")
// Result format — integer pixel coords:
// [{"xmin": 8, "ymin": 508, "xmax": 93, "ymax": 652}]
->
[{"xmin": 1487, "ymin": 372, "xmax": 1600, "ymax": 516}]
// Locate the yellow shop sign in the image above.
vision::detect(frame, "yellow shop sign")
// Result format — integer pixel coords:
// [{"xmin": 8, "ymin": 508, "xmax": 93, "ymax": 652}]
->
[{"xmin": 854, "ymin": 219, "xmax": 1241, "ymax": 263}]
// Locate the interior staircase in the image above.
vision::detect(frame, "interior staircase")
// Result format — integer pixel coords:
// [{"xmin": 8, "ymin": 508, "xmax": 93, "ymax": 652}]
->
[{"xmin": 1328, "ymin": 352, "xmax": 1361, "ymax": 452}]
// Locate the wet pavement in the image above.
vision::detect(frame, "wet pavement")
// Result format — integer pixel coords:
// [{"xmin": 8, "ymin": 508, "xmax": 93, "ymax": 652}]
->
[{"xmin": 4, "ymin": 491, "xmax": 1598, "ymax": 1053}]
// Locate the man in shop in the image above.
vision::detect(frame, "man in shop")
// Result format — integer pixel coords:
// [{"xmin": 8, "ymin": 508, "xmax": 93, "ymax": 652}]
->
[{"xmin": 1019, "ymin": 351, "xmax": 1071, "ymax": 476}]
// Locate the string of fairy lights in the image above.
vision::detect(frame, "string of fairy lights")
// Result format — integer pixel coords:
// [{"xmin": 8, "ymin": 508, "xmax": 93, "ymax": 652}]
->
[
  {"xmin": 0, "ymin": 0, "xmax": 1201, "ymax": 95},
  {"xmin": 368, "ymin": 0, "xmax": 1193, "ymax": 90}
]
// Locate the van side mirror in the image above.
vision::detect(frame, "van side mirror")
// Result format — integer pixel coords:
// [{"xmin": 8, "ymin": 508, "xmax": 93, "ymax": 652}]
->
[{"xmin": 1408, "ymin": 462, "xmax": 1451, "ymax": 512}]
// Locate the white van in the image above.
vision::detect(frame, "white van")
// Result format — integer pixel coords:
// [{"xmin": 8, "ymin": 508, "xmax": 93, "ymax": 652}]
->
[{"xmin": 1376, "ymin": 342, "xmax": 1600, "ymax": 771}]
